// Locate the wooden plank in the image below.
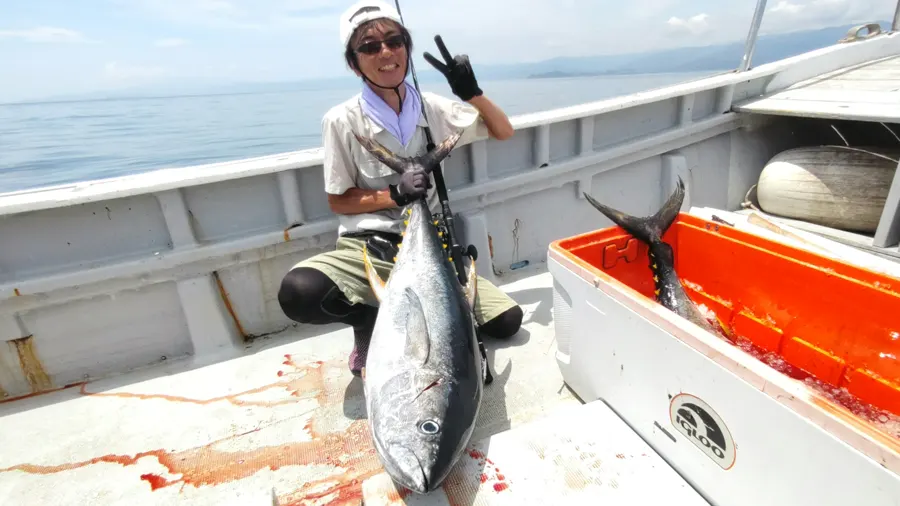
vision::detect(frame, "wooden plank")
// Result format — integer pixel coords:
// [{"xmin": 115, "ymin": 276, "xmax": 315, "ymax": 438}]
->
[
  {"xmin": 827, "ymin": 69, "xmax": 900, "ymax": 80},
  {"xmin": 735, "ymin": 97, "xmax": 900, "ymax": 122},
  {"xmin": 733, "ymin": 55, "xmax": 900, "ymax": 122},
  {"xmin": 790, "ymin": 79, "xmax": 899, "ymax": 91},
  {"xmin": 770, "ymin": 89, "xmax": 899, "ymax": 104}
]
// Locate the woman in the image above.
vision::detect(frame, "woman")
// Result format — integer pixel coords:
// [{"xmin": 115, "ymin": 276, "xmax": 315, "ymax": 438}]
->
[{"xmin": 278, "ymin": 0, "xmax": 523, "ymax": 376}]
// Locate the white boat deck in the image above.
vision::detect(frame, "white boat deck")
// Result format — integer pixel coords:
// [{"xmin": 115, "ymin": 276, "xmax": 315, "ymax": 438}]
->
[
  {"xmin": 733, "ymin": 54, "xmax": 900, "ymax": 122},
  {"xmin": 0, "ymin": 267, "xmax": 708, "ymax": 505}
]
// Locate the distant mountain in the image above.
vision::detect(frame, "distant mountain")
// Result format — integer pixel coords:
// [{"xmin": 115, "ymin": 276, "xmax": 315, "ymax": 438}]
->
[
  {"xmin": 11, "ymin": 20, "xmax": 892, "ymax": 104},
  {"xmin": 479, "ymin": 21, "xmax": 894, "ymax": 80}
]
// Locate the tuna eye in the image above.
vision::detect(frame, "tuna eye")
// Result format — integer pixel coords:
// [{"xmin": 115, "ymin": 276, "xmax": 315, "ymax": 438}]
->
[{"xmin": 419, "ymin": 420, "xmax": 440, "ymax": 434}]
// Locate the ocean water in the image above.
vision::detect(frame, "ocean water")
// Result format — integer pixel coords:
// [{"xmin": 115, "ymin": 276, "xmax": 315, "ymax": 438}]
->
[{"xmin": 0, "ymin": 71, "xmax": 715, "ymax": 195}]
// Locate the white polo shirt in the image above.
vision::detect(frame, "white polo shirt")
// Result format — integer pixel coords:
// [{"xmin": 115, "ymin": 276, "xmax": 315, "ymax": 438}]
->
[{"xmin": 321, "ymin": 90, "xmax": 488, "ymax": 236}]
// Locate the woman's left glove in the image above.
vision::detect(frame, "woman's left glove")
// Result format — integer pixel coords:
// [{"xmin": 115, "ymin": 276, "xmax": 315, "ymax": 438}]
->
[{"xmin": 423, "ymin": 35, "xmax": 483, "ymax": 102}]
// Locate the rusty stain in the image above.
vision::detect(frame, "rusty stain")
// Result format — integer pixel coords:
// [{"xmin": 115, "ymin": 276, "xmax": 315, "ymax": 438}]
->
[
  {"xmin": 615, "ymin": 453, "xmax": 625, "ymax": 459},
  {"xmin": 488, "ymin": 235, "xmax": 494, "ymax": 258},
  {"xmin": 10, "ymin": 336, "xmax": 52, "ymax": 393},
  {"xmin": 283, "ymin": 223, "xmax": 303, "ymax": 243},
  {"xmin": 0, "ymin": 381, "xmax": 85, "ymax": 405},
  {"xmin": 13, "ymin": 288, "xmax": 21, "ymax": 296},
  {"xmin": 0, "ymin": 356, "xmax": 386, "ymax": 505},
  {"xmin": 212, "ymin": 271, "xmax": 247, "ymax": 339}
]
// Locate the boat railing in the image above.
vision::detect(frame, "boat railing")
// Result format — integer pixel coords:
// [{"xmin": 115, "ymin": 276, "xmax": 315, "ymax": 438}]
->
[
  {"xmin": 739, "ymin": 0, "xmax": 900, "ymax": 72},
  {"xmin": 894, "ymin": 0, "xmax": 900, "ymax": 31},
  {"xmin": 739, "ymin": 0, "xmax": 768, "ymax": 72}
]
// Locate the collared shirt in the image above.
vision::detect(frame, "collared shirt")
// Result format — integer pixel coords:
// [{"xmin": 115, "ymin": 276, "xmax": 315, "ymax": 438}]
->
[{"xmin": 321, "ymin": 91, "xmax": 488, "ymax": 236}]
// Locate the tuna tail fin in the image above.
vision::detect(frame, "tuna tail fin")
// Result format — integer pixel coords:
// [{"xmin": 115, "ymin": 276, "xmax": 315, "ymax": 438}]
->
[
  {"xmin": 353, "ymin": 133, "xmax": 408, "ymax": 175},
  {"xmin": 583, "ymin": 176, "xmax": 685, "ymax": 245},
  {"xmin": 419, "ymin": 130, "xmax": 463, "ymax": 173},
  {"xmin": 352, "ymin": 130, "xmax": 463, "ymax": 176}
]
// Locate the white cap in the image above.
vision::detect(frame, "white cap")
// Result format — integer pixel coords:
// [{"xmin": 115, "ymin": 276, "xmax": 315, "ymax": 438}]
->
[{"xmin": 339, "ymin": 0, "xmax": 403, "ymax": 49}]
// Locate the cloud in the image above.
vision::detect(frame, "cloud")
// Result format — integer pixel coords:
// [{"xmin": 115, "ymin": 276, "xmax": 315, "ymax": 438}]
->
[
  {"xmin": 155, "ymin": 37, "xmax": 189, "ymax": 47},
  {"xmin": 119, "ymin": 0, "xmax": 344, "ymax": 31},
  {"xmin": 761, "ymin": 0, "xmax": 895, "ymax": 32},
  {"xmin": 0, "ymin": 26, "xmax": 93, "ymax": 43},
  {"xmin": 666, "ymin": 13, "xmax": 712, "ymax": 36},
  {"xmin": 770, "ymin": 1, "xmax": 805, "ymax": 14}
]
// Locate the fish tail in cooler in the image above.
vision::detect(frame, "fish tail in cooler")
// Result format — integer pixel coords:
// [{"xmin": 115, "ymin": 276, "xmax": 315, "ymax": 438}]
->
[{"xmin": 582, "ymin": 176, "xmax": 685, "ymax": 246}]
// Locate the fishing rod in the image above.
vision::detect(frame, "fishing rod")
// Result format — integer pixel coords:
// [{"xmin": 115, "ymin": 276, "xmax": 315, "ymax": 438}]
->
[{"xmin": 392, "ymin": 0, "xmax": 475, "ymax": 288}]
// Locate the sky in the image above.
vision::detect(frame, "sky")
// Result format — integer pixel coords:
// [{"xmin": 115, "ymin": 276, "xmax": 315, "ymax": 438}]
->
[{"xmin": 0, "ymin": 0, "xmax": 896, "ymax": 102}]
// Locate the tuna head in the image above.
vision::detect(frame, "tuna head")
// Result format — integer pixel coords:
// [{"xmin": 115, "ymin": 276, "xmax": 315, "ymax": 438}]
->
[{"xmin": 369, "ymin": 369, "xmax": 480, "ymax": 494}]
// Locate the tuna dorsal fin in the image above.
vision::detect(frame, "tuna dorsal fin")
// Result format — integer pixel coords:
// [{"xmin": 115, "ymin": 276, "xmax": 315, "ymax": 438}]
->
[
  {"xmin": 463, "ymin": 256, "xmax": 478, "ymax": 310},
  {"xmin": 362, "ymin": 244, "xmax": 387, "ymax": 302},
  {"xmin": 401, "ymin": 287, "xmax": 430, "ymax": 366}
]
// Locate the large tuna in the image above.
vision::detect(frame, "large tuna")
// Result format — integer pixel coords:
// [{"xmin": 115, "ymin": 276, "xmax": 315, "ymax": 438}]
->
[{"xmin": 353, "ymin": 130, "xmax": 483, "ymax": 494}]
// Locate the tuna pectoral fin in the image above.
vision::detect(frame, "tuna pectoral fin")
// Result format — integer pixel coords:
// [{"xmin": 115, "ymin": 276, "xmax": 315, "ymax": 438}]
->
[
  {"xmin": 362, "ymin": 244, "xmax": 387, "ymax": 302},
  {"xmin": 399, "ymin": 287, "xmax": 430, "ymax": 366},
  {"xmin": 464, "ymin": 256, "xmax": 478, "ymax": 310}
]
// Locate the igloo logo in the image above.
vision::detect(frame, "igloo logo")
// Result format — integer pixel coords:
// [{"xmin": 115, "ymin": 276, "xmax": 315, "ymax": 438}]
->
[{"xmin": 669, "ymin": 393, "xmax": 736, "ymax": 470}]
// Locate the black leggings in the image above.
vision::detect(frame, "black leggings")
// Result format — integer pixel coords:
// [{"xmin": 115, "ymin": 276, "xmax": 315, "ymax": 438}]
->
[{"xmin": 278, "ymin": 267, "xmax": 523, "ymax": 339}]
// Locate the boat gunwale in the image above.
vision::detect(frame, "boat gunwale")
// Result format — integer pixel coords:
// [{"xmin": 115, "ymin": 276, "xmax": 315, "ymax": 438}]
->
[
  {"xmin": 0, "ymin": 114, "xmax": 743, "ymax": 304},
  {"xmin": 0, "ymin": 32, "xmax": 897, "ymax": 218}
]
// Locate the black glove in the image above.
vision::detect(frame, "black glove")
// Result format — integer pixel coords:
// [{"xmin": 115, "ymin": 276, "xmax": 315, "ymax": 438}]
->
[
  {"xmin": 389, "ymin": 169, "xmax": 432, "ymax": 206},
  {"xmin": 423, "ymin": 35, "xmax": 483, "ymax": 102}
]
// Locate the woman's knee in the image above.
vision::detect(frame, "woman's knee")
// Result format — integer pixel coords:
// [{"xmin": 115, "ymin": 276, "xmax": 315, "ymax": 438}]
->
[
  {"xmin": 480, "ymin": 305, "xmax": 523, "ymax": 339},
  {"xmin": 278, "ymin": 267, "xmax": 337, "ymax": 324}
]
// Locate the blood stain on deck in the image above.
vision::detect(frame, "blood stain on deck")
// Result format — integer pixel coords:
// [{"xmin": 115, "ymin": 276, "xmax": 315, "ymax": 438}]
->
[
  {"xmin": 443, "ymin": 446, "xmax": 509, "ymax": 505},
  {"xmin": 78, "ymin": 354, "xmax": 327, "ymax": 408},
  {"xmin": 0, "ymin": 354, "xmax": 385, "ymax": 504}
]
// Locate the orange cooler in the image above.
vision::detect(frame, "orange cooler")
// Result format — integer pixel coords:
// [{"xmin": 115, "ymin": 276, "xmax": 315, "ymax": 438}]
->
[{"xmin": 548, "ymin": 212, "xmax": 900, "ymax": 506}]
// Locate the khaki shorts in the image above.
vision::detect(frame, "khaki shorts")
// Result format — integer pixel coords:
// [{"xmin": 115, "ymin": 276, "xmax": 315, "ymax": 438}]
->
[{"xmin": 292, "ymin": 236, "xmax": 518, "ymax": 326}]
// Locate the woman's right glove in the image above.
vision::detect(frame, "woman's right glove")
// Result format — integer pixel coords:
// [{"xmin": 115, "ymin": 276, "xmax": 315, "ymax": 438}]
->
[
  {"xmin": 389, "ymin": 169, "xmax": 432, "ymax": 206},
  {"xmin": 423, "ymin": 35, "xmax": 483, "ymax": 102}
]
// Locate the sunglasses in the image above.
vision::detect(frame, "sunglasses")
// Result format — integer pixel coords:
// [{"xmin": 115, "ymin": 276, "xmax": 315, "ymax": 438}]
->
[{"xmin": 355, "ymin": 34, "xmax": 405, "ymax": 55}]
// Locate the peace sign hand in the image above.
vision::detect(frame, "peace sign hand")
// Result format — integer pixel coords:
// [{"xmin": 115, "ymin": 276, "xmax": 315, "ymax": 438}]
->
[{"xmin": 423, "ymin": 35, "xmax": 483, "ymax": 102}]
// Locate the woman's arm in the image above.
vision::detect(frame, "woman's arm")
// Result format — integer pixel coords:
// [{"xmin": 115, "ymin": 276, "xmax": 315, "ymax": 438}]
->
[
  {"xmin": 424, "ymin": 36, "xmax": 516, "ymax": 141},
  {"xmin": 468, "ymin": 95, "xmax": 514, "ymax": 140},
  {"xmin": 327, "ymin": 188, "xmax": 396, "ymax": 215}
]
